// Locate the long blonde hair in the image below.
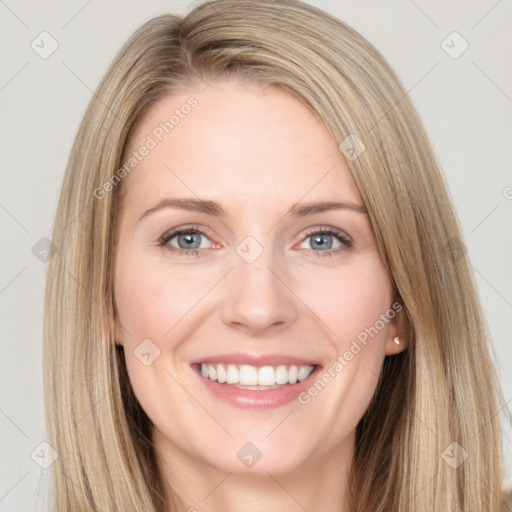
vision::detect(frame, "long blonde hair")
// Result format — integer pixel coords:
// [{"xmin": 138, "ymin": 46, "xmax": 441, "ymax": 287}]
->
[{"xmin": 43, "ymin": 0, "xmax": 509, "ymax": 510}]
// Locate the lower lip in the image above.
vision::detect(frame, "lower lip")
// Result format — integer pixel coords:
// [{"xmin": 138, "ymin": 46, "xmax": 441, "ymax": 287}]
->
[{"xmin": 193, "ymin": 366, "xmax": 321, "ymax": 409}]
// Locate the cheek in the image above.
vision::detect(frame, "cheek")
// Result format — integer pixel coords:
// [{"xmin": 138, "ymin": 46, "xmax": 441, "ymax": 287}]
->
[
  {"xmin": 114, "ymin": 252, "xmax": 201, "ymax": 431},
  {"xmin": 295, "ymin": 257, "xmax": 393, "ymax": 426},
  {"xmin": 114, "ymin": 250, "xmax": 205, "ymax": 344},
  {"xmin": 298, "ymin": 257, "xmax": 393, "ymax": 349}
]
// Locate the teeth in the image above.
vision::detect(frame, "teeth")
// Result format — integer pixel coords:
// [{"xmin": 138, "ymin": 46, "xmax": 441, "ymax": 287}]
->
[
  {"xmin": 226, "ymin": 364, "xmax": 238, "ymax": 384},
  {"xmin": 289, "ymin": 365, "xmax": 298, "ymax": 384},
  {"xmin": 258, "ymin": 366, "xmax": 275, "ymax": 386},
  {"xmin": 199, "ymin": 363, "xmax": 315, "ymax": 386},
  {"xmin": 239, "ymin": 365, "xmax": 258, "ymax": 385},
  {"xmin": 216, "ymin": 364, "xmax": 227, "ymax": 384},
  {"xmin": 275, "ymin": 365, "xmax": 288, "ymax": 385},
  {"xmin": 297, "ymin": 366, "xmax": 311, "ymax": 381}
]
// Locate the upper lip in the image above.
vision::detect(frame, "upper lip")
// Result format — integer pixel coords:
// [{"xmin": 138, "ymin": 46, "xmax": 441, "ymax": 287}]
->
[{"xmin": 190, "ymin": 353, "xmax": 321, "ymax": 367}]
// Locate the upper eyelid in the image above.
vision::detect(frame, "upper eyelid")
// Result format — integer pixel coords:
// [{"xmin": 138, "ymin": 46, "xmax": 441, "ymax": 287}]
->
[{"xmin": 160, "ymin": 224, "xmax": 214, "ymax": 239}]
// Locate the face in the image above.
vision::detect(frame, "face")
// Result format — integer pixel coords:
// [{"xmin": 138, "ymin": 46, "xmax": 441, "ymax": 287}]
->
[{"xmin": 113, "ymin": 80, "xmax": 406, "ymax": 479}]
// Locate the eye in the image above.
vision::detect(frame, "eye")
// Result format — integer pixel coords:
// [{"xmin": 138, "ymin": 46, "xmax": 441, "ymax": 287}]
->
[
  {"xmin": 159, "ymin": 225, "xmax": 213, "ymax": 256},
  {"xmin": 298, "ymin": 227, "xmax": 352, "ymax": 257},
  {"xmin": 159, "ymin": 225, "xmax": 352, "ymax": 258}
]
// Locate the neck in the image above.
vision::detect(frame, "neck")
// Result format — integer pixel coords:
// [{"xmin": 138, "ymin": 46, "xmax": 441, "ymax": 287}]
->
[{"xmin": 154, "ymin": 430, "xmax": 354, "ymax": 512}]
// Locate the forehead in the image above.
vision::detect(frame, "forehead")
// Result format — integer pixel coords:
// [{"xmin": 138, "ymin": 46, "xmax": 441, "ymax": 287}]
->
[{"xmin": 121, "ymin": 82, "xmax": 362, "ymax": 211}]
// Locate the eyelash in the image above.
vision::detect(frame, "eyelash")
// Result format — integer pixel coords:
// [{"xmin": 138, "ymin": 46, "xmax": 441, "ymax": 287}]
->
[{"xmin": 158, "ymin": 224, "xmax": 353, "ymax": 258}]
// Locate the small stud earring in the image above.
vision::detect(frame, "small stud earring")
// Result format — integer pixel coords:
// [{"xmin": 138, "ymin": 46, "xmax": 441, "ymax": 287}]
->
[{"xmin": 393, "ymin": 336, "xmax": 400, "ymax": 345}]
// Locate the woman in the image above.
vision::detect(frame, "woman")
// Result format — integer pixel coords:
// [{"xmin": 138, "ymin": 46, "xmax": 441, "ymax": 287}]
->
[{"xmin": 43, "ymin": 0, "xmax": 510, "ymax": 510}]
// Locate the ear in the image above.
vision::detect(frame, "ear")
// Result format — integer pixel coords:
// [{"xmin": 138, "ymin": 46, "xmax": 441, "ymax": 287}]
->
[{"xmin": 384, "ymin": 302, "xmax": 410, "ymax": 356}]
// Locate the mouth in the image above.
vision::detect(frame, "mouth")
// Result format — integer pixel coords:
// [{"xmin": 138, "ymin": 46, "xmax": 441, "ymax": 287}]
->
[
  {"xmin": 191, "ymin": 355, "xmax": 322, "ymax": 408},
  {"xmin": 194, "ymin": 363, "xmax": 316, "ymax": 390}
]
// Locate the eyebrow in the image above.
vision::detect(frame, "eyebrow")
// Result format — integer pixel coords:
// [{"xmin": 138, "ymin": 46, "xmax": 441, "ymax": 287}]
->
[{"xmin": 137, "ymin": 197, "xmax": 368, "ymax": 222}]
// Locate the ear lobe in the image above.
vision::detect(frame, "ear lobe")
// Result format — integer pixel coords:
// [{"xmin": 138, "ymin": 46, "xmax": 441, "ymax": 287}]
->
[
  {"xmin": 384, "ymin": 304, "xmax": 410, "ymax": 356},
  {"xmin": 385, "ymin": 334, "xmax": 408, "ymax": 355}
]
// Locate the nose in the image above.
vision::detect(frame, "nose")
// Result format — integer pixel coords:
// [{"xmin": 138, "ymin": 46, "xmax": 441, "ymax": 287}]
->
[{"xmin": 220, "ymin": 243, "xmax": 299, "ymax": 336}]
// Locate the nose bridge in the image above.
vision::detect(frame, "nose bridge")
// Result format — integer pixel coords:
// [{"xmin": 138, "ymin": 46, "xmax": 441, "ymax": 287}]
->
[{"xmin": 220, "ymin": 233, "xmax": 297, "ymax": 334}]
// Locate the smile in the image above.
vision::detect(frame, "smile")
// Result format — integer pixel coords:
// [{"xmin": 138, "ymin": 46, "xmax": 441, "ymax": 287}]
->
[
  {"xmin": 191, "ymin": 353, "xmax": 321, "ymax": 408},
  {"xmin": 198, "ymin": 363, "xmax": 315, "ymax": 389}
]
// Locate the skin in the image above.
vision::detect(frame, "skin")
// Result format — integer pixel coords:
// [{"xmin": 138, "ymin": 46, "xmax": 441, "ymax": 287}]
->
[{"xmin": 113, "ymin": 79, "xmax": 408, "ymax": 512}]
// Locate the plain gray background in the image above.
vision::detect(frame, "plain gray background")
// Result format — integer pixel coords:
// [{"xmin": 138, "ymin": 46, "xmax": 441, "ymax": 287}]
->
[{"xmin": 1, "ymin": 0, "xmax": 511, "ymax": 509}]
